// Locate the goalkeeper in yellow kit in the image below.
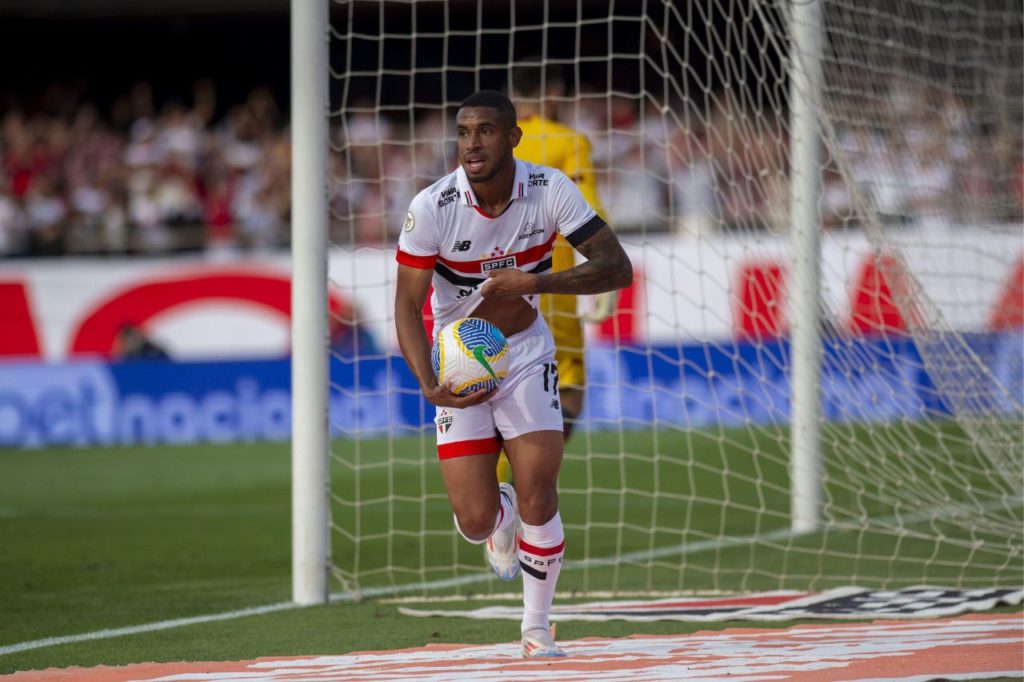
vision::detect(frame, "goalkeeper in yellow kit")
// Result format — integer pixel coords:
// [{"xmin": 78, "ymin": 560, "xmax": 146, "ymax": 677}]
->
[{"xmin": 497, "ymin": 62, "xmax": 617, "ymax": 482}]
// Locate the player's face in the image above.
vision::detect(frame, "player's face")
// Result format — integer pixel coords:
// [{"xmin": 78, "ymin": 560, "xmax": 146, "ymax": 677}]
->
[{"xmin": 455, "ymin": 107, "xmax": 521, "ymax": 183}]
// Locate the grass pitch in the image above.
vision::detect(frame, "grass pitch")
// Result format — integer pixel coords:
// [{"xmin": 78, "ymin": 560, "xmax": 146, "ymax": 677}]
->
[
  {"xmin": 330, "ymin": 422, "xmax": 1022, "ymax": 596},
  {"xmin": 0, "ymin": 422, "xmax": 1020, "ymax": 674}
]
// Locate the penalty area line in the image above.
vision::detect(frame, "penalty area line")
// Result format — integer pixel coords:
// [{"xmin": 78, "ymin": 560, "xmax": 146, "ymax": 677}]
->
[{"xmin": 0, "ymin": 601, "xmax": 299, "ymax": 657}]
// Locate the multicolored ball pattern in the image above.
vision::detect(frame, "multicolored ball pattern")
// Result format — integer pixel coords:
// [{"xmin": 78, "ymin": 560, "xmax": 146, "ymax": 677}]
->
[{"xmin": 431, "ymin": 318, "xmax": 510, "ymax": 396}]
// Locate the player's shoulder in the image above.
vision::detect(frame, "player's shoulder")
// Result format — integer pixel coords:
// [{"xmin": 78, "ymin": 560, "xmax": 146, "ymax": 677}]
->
[{"xmin": 409, "ymin": 167, "xmax": 462, "ymax": 215}]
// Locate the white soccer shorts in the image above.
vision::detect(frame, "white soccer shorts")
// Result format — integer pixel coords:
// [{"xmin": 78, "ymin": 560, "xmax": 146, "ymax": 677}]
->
[{"xmin": 435, "ymin": 314, "xmax": 563, "ymax": 459}]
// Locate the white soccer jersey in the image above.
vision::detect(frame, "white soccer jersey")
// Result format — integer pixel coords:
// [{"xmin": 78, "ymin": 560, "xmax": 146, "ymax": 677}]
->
[{"xmin": 396, "ymin": 159, "xmax": 605, "ymax": 335}]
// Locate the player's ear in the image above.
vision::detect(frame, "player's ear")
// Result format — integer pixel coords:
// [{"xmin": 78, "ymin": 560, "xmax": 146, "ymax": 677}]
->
[{"xmin": 509, "ymin": 125, "xmax": 523, "ymax": 148}]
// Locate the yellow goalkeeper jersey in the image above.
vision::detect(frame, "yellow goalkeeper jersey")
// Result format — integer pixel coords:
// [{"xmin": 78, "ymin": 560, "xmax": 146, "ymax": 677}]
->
[
  {"xmin": 515, "ymin": 115, "xmax": 605, "ymax": 219},
  {"xmin": 515, "ymin": 115, "xmax": 605, "ymax": 385}
]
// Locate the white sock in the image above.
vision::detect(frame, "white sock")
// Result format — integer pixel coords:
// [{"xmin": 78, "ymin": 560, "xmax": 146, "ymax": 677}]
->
[
  {"xmin": 518, "ymin": 512, "xmax": 565, "ymax": 634},
  {"xmin": 452, "ymin": 486, "xmax": 515, "ymax": 544}
]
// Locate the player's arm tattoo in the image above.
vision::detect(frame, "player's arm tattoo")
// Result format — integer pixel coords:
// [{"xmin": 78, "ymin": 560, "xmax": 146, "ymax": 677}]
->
[{"xmin": 535, "ymin": 225, "xmax": 633, "ymax": 295}]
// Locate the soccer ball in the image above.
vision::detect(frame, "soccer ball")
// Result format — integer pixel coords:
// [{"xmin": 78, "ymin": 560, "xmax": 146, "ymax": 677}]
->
[{"xmin": 431, "ymin": 318, "xmax": 510, "ymax": 396}]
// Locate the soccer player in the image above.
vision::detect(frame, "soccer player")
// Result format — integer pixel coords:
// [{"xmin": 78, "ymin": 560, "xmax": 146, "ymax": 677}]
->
[{"xmin": 394, "ymin": 90, "xmax": 632, "ymax": 657}]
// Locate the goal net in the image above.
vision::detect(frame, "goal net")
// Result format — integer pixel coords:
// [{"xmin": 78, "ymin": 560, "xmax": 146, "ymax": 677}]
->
[{"xmin": 324, "ymin": 0, "xmax": 1023, "ymax": 598}]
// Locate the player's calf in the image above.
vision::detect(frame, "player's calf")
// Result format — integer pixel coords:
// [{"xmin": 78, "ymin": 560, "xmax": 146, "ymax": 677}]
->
[
  {"xmin": 519, "ymin": 511, "xmax": 565, "ymax": 646},
  {"xmin": 484, "ymin": 482, "xmax": 520, "ymax": 580}
]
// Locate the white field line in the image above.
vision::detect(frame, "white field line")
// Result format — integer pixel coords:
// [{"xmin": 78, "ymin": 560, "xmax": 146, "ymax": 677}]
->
[
  {"xmin": 2, "ymin": 498, "xmax": 1018, "ymax": 657},
  {"xmin": 0, "ymin": 601, "xmax": 297, "ymax": 657}
]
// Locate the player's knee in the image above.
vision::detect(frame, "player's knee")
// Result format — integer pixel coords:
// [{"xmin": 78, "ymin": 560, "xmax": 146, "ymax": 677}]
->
[
  {"xmin": 453, "ymin": 509, "xmax": 496, "ymax": 544},
  {"xmin": 517, "ymin": 487, "xmax": 559, "ymax": 526}
]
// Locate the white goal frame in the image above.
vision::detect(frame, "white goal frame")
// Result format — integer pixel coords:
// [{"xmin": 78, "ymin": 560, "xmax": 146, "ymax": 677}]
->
[
  {"xmin": 288, "ymin": 0, "xmax": 832, "ymax": 603},
  {"xmin": 291, "ymin": 0, "xmax": 331, "ymax": 606},
  {"xmin": 291, "ymin": 0, "xmax": 1021, "ymax": 601}
]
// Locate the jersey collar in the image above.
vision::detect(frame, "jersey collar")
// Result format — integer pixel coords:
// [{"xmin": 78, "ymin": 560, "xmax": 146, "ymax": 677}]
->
[{"xmin": 456, "ymin": 158, "xmax": 530, "ymax": 208}]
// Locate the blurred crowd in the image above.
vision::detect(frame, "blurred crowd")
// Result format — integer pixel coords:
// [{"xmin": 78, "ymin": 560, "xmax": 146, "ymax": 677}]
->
[
  {"xmin": 1, "ymin": 78, "xmax": 1020, "ymax": 258},
  {"xmin": 0, "ymin": 80, "xmax": 290, "ymax": 257},
  {"xmin": 574, "ymin": 79, "xmax": 1023, "ymax": 235}
]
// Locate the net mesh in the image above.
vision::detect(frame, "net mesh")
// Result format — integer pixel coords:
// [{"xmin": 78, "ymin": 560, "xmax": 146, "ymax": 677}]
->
[{"xmin": 325, "ymin": 0, "xmax": 1023, "ymax": 598}]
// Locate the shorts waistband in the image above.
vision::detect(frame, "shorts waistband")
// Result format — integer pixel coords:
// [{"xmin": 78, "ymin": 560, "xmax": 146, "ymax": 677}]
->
[{"xmin": 505, "ymin": 310, "xmax": 546, "ymax": 341}]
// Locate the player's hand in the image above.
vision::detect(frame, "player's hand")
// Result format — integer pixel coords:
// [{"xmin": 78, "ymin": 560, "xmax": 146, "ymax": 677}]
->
[
  {"xmin": 422, "ymin": 381, "xmax": 496, "ymax": 408},
  {"xmin": 481, "ymin": 268, "xmax": 535, "ymax": 299}
]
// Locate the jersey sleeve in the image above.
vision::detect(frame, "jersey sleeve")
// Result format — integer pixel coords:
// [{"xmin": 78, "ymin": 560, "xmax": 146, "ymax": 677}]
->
[
  {"xmin": 549, "ymin": 170, "xmax": 607, "ymax": 248},
  {"xmin": 396, "ymin": 195, "xmax": 440, "ymax": 269}
]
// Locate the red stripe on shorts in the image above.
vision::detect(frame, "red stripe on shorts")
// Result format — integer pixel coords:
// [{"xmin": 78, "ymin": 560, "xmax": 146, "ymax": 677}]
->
[
  {"xmin": 518, "ymin": 538, "xmax": 566, "ymax": 556},
  {"xmin": 437, "ymin": 437, "xmax": 501, "ymax": 459}
]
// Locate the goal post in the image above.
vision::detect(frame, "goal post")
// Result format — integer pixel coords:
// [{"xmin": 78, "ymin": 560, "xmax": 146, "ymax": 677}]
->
[
  {"xmin": 309, "ymin": 0, "xmax": 1023, "ymax": 600},
  {"xmin": 291, "ymin": 0, "xmax": 330, "ymax": 606},
  {"xmin": 787, "ymin": 0, "xmax": 824, "ymax": 535}
]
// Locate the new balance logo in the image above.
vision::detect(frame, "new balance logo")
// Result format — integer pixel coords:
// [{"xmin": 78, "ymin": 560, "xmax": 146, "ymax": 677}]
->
[{"xmin": 452, "ymin": 240, "xmax": 472, "ymax": 252}]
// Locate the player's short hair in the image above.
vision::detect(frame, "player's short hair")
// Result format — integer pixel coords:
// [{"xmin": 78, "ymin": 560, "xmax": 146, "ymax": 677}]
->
[
  {"xmin": 459, "ymin": 90, "xmax": 517, "ymax": 130},
  {"xmin": 511, "ymin": 60, "xmax": 565, "ymax": 99}
]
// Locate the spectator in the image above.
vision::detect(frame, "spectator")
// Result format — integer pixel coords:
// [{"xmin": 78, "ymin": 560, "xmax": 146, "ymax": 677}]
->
[
  {"xmin": 202, "ymin": 172, "xmax": 236, "ymax": 251},
  {"xmin": 114, "ymin": 324, "xmax": 170, "ymax": 361},
  {"xmin": 668, "ymin": 126, "xmax": 719, "ymax": 235},
  {"xmin": 0, "ymin": 189, "xmax": 29, "ymax": 256},
  {"xmin": 0, "ymin": 74, "xmax": 1017, "ymax": 257},
  {"xmin": 24, "ymin": 174, "xmax": 67, "ymax": 254},
  {"xmin": 128, "ymin": 175, "xmax": 172, "ymax": 253},
  {"xmin": 65, "ymin": 173, "xmax": 109, "ymax": 253},
  {"xmin": 236, "ymin": 182, "xmax": 284, "ymax": 250}
]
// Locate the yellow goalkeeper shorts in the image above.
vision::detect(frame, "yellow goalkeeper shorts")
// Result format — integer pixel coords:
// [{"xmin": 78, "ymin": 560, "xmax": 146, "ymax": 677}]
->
[{"xmin": 540, "ymin": 292, "xmax": 585, "ymax": 390}]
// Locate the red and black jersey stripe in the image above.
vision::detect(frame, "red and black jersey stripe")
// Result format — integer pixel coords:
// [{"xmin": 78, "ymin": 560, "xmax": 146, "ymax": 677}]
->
[
  {"xmin": 435, "ymin": 232, "xmax": 558, "ymax": 274},
  {"xmin": 433, "ymin": 255, "xmax": 553, "ymax": 287},
  {"xmin": 433, "ymin": 261, "xmax": 485, "ymax": 287},
  {"xmin": 398, "ymin": 221, "xmax": 576, "ymax": 278}
]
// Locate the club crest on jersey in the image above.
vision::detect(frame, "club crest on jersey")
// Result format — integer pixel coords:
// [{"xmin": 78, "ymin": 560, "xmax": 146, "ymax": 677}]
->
[
  {"xmin": 482, "ymin": 256, "xmax": 515, "ymax": 273},
  {"xmin": 437, "ymin": 410, "xmax": 454, "ymax": 434}
]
